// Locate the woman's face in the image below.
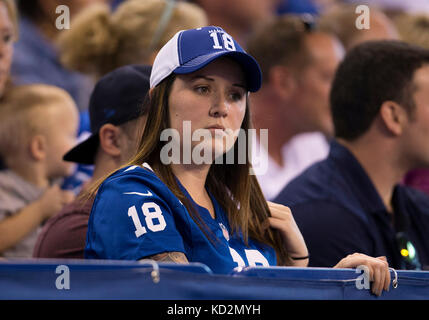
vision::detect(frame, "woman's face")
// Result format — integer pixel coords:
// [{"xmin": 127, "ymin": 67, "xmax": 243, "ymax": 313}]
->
[
  {"xmin": 0, "ymin": 2, "xmax": 14, "ymax": 97},
  {"xmin": 168, "ymin": 57, "xmax": 247, "ymax": 163}
]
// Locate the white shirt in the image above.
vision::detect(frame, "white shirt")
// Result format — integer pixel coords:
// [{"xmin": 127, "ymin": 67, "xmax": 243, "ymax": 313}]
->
[{"xmin": 251, "ymin": 132, "xmax": 330, "ymax": 201}]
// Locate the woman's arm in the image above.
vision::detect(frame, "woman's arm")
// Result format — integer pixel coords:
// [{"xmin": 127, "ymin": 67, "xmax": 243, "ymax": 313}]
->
[
  {"xmin": 0, "ymin": 185, "xmax": 74, "ymax": 253},
  {"xmin": 267, "ymin": 201, "xmax": 309, "ymax": 267},
  {"xmin": 334, "ymin": 253, "xmax": 390, "ymax": 296},
  {"xmin": 142, "ymin": 252, "xmax": 189, "ymax": 263}
]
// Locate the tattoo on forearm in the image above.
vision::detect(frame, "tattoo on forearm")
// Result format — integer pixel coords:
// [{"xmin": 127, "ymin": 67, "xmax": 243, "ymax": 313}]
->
[{"xmin": 145, "ymin": 252, "xmax": 189, "ymax": 264}]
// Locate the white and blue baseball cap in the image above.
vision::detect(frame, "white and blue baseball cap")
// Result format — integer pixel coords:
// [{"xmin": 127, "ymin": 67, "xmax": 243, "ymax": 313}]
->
[{"xmin": 150, "ymin": 26, "xmax": 262, "ymax": 92}]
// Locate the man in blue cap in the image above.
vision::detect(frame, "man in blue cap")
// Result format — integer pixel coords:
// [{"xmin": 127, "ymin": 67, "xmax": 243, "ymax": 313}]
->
[{"xmin": 33, "ymin": 64, "xmax": 151, "ymax": 258}]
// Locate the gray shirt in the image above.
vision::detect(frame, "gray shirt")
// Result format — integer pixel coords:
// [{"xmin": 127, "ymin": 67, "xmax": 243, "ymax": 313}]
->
[{"xmin": 0, "ymin": 170, "xmax": 44, "ymax": 258}]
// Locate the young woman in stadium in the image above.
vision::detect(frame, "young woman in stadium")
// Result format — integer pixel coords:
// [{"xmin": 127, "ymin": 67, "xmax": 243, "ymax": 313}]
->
[{"xmin": 84, "ymin": 26, "xmax": 391, "ymax": 296}]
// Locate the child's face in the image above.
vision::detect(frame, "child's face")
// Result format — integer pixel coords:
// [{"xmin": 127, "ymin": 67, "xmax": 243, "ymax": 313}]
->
[{"xmin": 44, "ymin": 99, "xmax": 79, "ymax": 180}]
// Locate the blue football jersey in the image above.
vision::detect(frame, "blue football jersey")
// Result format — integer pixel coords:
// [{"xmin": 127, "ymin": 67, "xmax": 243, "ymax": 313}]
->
[{"xmin": 85, "ymin": 164, "xmax": 277, "ymax": 274}]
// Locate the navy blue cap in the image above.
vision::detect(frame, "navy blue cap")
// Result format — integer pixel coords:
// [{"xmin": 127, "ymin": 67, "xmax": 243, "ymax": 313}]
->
[
  {"xmin": 63, "ymin": 64, "xmax": 151, "ymax": 164},
  {"xmin": 150, "ymin": 26, "xmax": 262, "ymax": 92}
]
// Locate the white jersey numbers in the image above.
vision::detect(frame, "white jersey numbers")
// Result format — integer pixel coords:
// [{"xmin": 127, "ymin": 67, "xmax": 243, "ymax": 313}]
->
[
  {"xmin": 229, "ymin": 247, "xmax": 246, "ymax": 267},
  {"xmin": 127, "ymin": 200, "xmax": 269, "ymax": 268},
  {"xmin": 245, "ymin": 249, "xmax": 269, "ymax": 267},
  {"xmin": 128, "ymin": 205, "xmax": 147, "ymax": 237},
  {"xmin": 128, "ymin": 202, "xmax": 167, "ymax": 238},
  {"xmin": 142, "ymin": 202, "xmax": 167, "ymax": 232},
  {"xmin": 209, "ymin": 31, "xmax": 236, "ymax": 51},
  {"xmin": 230, "ymin": 247, "xmax": 269, "ymax": 268}
]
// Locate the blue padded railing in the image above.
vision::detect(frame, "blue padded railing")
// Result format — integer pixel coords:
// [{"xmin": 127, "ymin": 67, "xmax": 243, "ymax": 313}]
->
[{"xmin": 1, "ymin": 259, "xmax": 428, "ymax": 300}]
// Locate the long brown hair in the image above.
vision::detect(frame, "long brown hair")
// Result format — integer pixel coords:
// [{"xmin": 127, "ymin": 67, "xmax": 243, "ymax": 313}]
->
[{"xmin": 85, "ymin": 73, "xmax": 290, "ymax": 266}]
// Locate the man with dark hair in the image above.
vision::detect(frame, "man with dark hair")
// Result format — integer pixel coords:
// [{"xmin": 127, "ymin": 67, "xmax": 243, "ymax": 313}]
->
[{"xmin": 274, "ymin": 40, "xmax": 429, "ymax": 270}]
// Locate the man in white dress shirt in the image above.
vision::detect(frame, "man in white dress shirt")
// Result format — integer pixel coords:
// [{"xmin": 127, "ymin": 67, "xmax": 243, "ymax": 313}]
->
[{"xmin": 247, "ymin": 15, "xmax": 344, "ymax": 200}]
